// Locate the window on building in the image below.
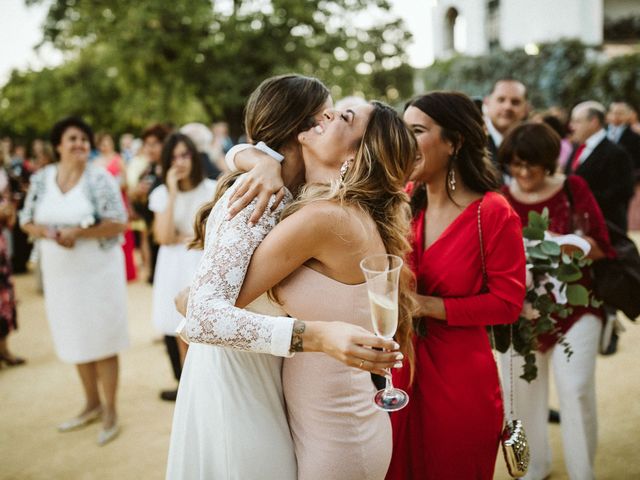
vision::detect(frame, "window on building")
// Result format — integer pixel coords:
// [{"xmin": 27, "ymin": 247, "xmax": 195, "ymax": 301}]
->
[
  {"xmin": 444, "ymin": 7, "xmax": 467, "ymax": 54},
  {"xmin": 486, "ymin": 0, "xmax": 500, "ymax": 51}
]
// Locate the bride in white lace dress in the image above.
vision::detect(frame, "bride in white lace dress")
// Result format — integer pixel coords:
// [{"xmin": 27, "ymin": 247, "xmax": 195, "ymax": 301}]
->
[{"xmin": 166, "ymin": 75, "xmax": 401, "ymax": 480}]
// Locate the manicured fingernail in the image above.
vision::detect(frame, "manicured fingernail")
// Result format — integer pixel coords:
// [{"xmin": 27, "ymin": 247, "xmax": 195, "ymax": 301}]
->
[
  {"xmin": 395, "ymin": 353, "xmax": 404, "ymax": 360},
  {"xmin": 393, "ymin": 342, "xmax": 400, "ymax": 350},
  {"xmin": 248, "ymin": 221, "xmax": 255, "ymax": 227},
  {"xmin": 394, "ymin": 362, "xmax": 403, "ymax": 368},
  {"xmin": 225, "ymin": 212, "xmax": 232, "ymax": 220}
]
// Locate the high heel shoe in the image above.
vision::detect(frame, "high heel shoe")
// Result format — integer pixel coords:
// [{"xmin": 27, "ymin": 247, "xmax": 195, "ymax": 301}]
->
[{"xmin": 57, "ymin": 406, "xmax": 103, "ymax": 432}]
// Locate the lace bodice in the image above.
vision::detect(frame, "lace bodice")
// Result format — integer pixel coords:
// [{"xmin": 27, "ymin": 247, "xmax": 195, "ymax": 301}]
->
[{"xmin": 183, "ymin": 177, "xmax": 296, "ymax": 357}]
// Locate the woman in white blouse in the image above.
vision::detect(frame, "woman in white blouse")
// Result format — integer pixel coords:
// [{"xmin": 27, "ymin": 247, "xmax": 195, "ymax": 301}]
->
[{"xmin": 149, "ymin": 133, "xmax": 216, "ymax": 400}]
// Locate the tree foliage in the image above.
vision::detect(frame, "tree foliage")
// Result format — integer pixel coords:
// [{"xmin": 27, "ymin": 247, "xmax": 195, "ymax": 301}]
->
[
  {"xmin": 418, "ymin": 39, "xmax": 640, "ymax": 111},
  {"xmin": 1, "ymin": 0, "xmax": 413, "ymax": 140}
]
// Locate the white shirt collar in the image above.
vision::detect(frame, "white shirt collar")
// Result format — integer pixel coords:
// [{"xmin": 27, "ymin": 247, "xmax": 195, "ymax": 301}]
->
[
  {"xmin": 584, "ymin": 129, "xmax": 607, "ymax": 149},
  {"xmin": 607, "ymin": 124, "xmax": 626, "ymax": 143},
  {"xmin": 484, "ymin": 116, "xmax": 503, "ymax": 147}
]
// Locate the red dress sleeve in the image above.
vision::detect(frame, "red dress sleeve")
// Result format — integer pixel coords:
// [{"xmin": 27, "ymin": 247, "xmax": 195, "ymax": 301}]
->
[
  {"xmin": 444, "ymin": 193, "xmax": 526, "ymax": 326},
  {"xmin": 568, "ymin": 175, "xmax": 615, "ymax": 259}
]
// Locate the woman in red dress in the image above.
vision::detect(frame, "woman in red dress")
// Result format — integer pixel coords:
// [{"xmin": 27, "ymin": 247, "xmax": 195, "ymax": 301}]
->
[
  {"xmin": 499, "ymin": 122, "xmax": 614, "ymax": 480},
  {"xmin": 387, "ymin": 92, "xmax": 526, "ymax": 480}
]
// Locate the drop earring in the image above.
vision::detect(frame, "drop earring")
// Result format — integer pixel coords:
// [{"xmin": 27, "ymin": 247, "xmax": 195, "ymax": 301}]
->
[
  {"xmin": 448, "ymin": 169, "xmax": 457, "ymax": 191},
  {"xmin": 340, "ymin": 159, "xmax": 351, "ymax": 181}
]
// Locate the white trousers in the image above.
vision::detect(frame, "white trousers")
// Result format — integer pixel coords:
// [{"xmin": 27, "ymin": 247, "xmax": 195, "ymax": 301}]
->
[{"xmin": 498, "ymin": 314, "xmax": 600, "ymax": 480}]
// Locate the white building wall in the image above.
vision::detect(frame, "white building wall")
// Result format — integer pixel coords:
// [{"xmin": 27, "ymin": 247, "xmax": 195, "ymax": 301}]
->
[
  {"xmin": 429, "ymin": 0, "xmax": 627, "ymax": 60},
  {"xmin": 500, "ymin": 0, "xmax": 603, "ymax": 49}
]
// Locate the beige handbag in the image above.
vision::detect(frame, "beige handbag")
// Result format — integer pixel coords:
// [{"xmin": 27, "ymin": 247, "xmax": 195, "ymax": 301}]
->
[{"xmin": 478, "ymin": 202, "xmax": 530, "ymax": 478}]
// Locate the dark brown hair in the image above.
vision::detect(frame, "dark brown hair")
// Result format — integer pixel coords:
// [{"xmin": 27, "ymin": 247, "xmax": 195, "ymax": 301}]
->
[
  {"xmin": 498, "ymin": 122, "xmax": 560, "ymax": 173},
  {"xmin": 50, "ymin": 116, "xmax": 95, "ymax": 160},
  {"xmin": 160, "ymin": 133, "xmax": 204, "ymax": 188},
  {"xmin": 190, "ymin": 74, "xmax": 330, "ymax": 250},
  {"xmin": 141, "ymin": 123, "xmax": 172, "ymax": 143},
  {"xmin": 405, "ymin": 91, "xmax": 501, "ymax": 216}
]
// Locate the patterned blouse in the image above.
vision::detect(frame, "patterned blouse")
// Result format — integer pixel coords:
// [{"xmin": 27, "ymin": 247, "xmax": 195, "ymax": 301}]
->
[{"xmin": 19, "ymin": 164, "xmax": 127, "ymax": 249}]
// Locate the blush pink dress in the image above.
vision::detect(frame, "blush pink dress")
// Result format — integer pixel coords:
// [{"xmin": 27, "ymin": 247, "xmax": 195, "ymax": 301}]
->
[{"xmin": 278, "ymin": 265, "xmax": 393, "ymax": 480}]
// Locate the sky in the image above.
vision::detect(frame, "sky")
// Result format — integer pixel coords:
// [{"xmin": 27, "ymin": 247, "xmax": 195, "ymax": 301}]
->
[{"xmin": 0, "ymin": 0, "xmax": 434, "ymax": 86}]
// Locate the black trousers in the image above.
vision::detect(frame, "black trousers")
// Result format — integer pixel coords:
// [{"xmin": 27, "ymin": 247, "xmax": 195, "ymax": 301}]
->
[
  {"xmin": 11, "ymin": 221, "xmax": 32, "ymax": 274},
  {"xmin": 164, "ymin": 335, "xmax": 182, "ymax": 382}
]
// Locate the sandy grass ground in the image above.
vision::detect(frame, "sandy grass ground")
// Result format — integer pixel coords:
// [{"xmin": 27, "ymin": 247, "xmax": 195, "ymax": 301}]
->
[{"xmin": 2, "ymin": 237, "xmax": 639, "ymax": 479}]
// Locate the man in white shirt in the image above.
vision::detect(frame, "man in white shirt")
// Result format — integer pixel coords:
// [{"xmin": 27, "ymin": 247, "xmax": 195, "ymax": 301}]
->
[
  {"xmin": 607, "ymin": 101, "xmax": 640, "ymax": 176},
  {"xmin": 483, "ymin": 79, "xmax": 529, "ymax": 165}
]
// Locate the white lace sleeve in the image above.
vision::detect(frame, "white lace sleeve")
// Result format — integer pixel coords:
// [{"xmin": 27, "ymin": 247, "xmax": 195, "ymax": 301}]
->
[{"xmin": 183, "ymin": 180, "xmax": 296, "ymax": 357}]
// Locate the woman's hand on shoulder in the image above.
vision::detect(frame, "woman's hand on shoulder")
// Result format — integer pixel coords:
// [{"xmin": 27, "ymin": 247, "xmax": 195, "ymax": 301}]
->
[
  {"xmin": 227, "ymin": 152, "xmax": 286, "ymax": 224},
  {"xmin": 303, "ymin": 321, "xmax": 403, "ymax": 377}
]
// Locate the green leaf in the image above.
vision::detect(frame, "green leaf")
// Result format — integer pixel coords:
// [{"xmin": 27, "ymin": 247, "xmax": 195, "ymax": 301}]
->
[
  {"xmin": 534, "ymin": 294, "xmax": 554, "ymax": 311},
  {"xmin": 530, "ymin": 264, "xmax": 554, "ymax": 275},
  {"xmin": 566, "ymin": 284, "xmax": 589, "ymax": 306},
  {"xmin": 572, "ymin": 250, "xmax": 585, "ymax": 261},
  {"xmin": 541, "ymin": 207, "xmax": 550, "ymax": 220},
  {"xmin": 527, "ymin": 210, "xmax": 548, "ymax": 231},
  {"xmin": 520, "ymin": 361, "xmax": 538, "ymax": 383},
  {"xmin": 540, "ymin": 240, "xmax": 561, "ymax": 256},
  {"xmin": 556, "ymin": 263, "xmax": 582, "ymax": 283},
  {"xmin": 534, "ymin": 316, "xmax": 554, "ymax": 334},
  {"xmin": 523, "ymin": 227, "xmax": 544, "ymax": 241},
  {"xmin": 527, "ymin": 245, "xmax": 548, "ymax": 260}
]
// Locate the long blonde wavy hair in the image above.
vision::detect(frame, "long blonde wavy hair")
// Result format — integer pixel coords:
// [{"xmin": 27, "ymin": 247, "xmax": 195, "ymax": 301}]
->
[{"xmin": 280, "ymin": 101, "xmax": 418, "ymax": 379}]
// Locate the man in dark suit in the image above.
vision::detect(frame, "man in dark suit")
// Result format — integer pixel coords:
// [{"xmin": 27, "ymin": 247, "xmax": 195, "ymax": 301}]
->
[
  {"xmin": 567, "ymin": 101, "xmax": 635, "ymax": 355},
  {"xmin": 608, "ymin": 101, "xmax": 640, "ymax": 177},
  {"xmin": 483, "ymin": 79, "xmax": 529, "ymax": 165},
  {"xmin": 567, "ymin": 101, "xmax": 634, "ymax": 232}
]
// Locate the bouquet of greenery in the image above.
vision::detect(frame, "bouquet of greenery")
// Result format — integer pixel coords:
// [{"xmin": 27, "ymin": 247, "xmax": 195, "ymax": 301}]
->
[{"xmin": 490, "ymin": 209, "xmax": 600, "ymax": 382}]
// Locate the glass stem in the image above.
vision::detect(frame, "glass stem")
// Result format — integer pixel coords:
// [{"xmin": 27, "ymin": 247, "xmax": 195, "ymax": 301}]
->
[{"xmin": 384, "ymin": 368, "xmax": 393, "ymax": 394}]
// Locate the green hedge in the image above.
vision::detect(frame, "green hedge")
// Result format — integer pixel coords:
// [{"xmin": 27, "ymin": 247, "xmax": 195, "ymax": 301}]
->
[{"xmin": 418, "ymin": 39, "xmax": 640, "ymax": 111}]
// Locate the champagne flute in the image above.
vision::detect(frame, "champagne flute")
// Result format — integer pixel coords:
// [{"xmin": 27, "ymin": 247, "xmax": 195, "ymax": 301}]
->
[{"xmin": 360, "ymin": 254, "xmax": 409, "ymax": 412}]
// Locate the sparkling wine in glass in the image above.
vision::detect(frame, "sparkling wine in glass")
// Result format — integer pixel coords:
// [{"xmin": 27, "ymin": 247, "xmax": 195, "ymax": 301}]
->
[{"xmin": 360, "ymin": 254, "xmax": 409, "ymax": 412}]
